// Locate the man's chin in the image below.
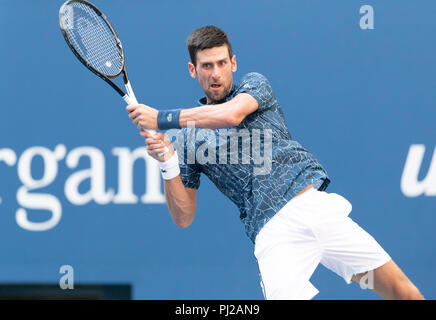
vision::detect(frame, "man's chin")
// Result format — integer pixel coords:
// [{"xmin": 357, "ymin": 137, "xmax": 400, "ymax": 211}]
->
[{"xmin": 207, "ymin": 91, "xmax": 227, "ymax": 103}]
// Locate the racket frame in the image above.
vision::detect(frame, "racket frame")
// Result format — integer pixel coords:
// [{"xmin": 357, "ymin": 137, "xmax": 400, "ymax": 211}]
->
[
  {"xmin": 59, "ymin": 0, "xmax": 167, "ymax": 156},
  {"xmin": 59, "ymin": 0, "xmax": 136, "ymax": 103}
]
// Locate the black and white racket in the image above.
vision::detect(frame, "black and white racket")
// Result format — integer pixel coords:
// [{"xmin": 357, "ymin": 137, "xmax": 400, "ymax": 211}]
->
[{"xmin": 59, "ymin": 0, "xmax": 166, "ymax": 155}]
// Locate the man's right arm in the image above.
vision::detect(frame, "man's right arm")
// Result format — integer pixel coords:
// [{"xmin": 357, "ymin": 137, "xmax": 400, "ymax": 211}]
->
[
  {"xmin": 140, "ymin": 130, "xmax": 197, "ymax": 228},
  {"xmin": 163, "ymin": 177, "xmax": 197, "ymax": 228}
]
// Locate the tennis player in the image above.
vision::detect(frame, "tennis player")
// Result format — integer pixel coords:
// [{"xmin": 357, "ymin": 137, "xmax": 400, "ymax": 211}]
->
[{"xmin": 127, "ymin": 26, "xmax": 424, "ymax": 300}]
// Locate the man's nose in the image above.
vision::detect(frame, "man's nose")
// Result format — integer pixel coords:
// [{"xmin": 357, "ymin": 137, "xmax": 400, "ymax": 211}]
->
[{"xmin": 211, "ymin": 65, "xmax": 220, "ymax": 78}]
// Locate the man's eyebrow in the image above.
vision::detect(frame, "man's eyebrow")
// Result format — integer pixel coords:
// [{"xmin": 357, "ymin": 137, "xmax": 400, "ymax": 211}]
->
[{"xmin": 200, "ymin": 57, "xmax": 229, "ymax": 65}]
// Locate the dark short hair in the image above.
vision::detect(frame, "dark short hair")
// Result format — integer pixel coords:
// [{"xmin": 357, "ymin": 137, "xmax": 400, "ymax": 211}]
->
[{"xmin": 186, "ymin": 25, "xmax": 233, "ymax": 66}]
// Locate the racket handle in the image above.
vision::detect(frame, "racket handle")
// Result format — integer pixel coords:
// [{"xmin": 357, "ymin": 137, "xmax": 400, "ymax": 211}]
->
[{"xmin": 123, "ymin": 93, "xmax": 168, "ymax": 157}]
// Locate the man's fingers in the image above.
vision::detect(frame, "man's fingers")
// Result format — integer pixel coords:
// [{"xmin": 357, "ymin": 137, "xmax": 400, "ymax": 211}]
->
[
  {"xmin": 145, "ymin": 138, "xmax": 159, "ymax": 144},
  {"xmin": 146, "ymin": 142, "xmax": 165, "ymax": 150},
  {"xmin": 144, "ymin": 133, "xmax": 164, "ymax": 143},
  {"xmin": 129, "ymin": 110, "xmax": 140, "ymax": 120},
  {"xmin": 151, "ymin": 132, "xmax": 165, "ymax": 141},
  {"xmin": 141, "ymin": 131, "xmax": 155, "ymax": 139},
  {"xmin": 126, "ymin": 104, "xmax": 138, "ymax": 113},
  {"xmin": 140, "ymin": 131, "xmax": 151, "ymax": 138},
  {"xmin": 146, "ymin": 144, "xmax": 167, "ymax": 155},
  {"xmin": 145, "ymin": 136, "xmax": 164, "ymax": 144},
  {"xmin": 150, "ymin": 147, "xmax": 167, "ymax": 155}
]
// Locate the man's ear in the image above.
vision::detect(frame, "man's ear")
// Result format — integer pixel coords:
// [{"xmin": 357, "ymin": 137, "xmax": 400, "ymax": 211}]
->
[
  {"xmin": 188, "ymin": 62, "xmax": 197, "ymax": 79},
  {"xmin": 231, "ymin": 55, "xmax": 237, "ymax": 73}
]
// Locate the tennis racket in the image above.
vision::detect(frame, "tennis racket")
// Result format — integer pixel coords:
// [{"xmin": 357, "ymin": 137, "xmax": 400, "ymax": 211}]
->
[{"xmin": 59, "ymin": 0, "xmax": 166, "ymax": 155}]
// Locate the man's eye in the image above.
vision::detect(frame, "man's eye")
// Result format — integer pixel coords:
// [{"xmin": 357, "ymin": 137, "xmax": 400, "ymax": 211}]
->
[
  {"xmin": 203, "ymin": 64, "xmax": 211, "ymax": 68},
  {"xmin": 219, "ymin": 61, "xmax": 226, "ymax": 65}
]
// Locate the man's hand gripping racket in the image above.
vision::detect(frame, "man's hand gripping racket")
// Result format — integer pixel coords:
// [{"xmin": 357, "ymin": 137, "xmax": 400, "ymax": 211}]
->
[{"xmin": 59, "ymin": 0, "xmax": 167, "ymax": 156}]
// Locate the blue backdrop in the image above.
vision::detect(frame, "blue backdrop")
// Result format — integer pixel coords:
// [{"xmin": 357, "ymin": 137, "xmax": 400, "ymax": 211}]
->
[{"xmin": 0, "ymin": 0, "xmax": 435, "ymax": 299}]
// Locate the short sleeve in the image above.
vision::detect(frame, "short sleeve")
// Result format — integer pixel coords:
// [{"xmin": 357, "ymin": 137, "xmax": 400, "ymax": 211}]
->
[
  {"xmin": 236, "ymin": 72, "xmax": 275, "ymax": 112},
  {"xmin": 171, "ymin": 128, "xmax": 201, "ymax": 190}
]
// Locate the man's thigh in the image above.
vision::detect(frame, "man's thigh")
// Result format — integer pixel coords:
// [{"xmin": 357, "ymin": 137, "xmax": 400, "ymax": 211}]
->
[
  {"xmin": 305, "ymin": 191, "xmax": 392, "ymax": 285},
  {"xmin": 254, "ymin": 200, "xmax": 322, "ymax": 300},
  {"xmin": 317, "ymin": 215, "xmax": 391, "ymax": 284}
]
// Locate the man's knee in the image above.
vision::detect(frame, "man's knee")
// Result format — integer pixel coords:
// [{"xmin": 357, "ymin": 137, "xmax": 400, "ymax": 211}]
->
[{"xmin": 352, "ymin": 260, "xmax": 425, "ymax": 300}]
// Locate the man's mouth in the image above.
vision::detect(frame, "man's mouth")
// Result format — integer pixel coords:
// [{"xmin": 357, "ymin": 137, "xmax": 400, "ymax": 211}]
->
[{"xmin": 210, "ymin": 84, "xmax": 222, "ymax": 90}]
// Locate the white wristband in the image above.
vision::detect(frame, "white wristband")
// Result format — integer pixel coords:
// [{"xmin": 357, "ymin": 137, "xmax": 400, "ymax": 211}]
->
[{"xmin": 158, "ymin": 151, "xmax": 180, "ymax": 180}]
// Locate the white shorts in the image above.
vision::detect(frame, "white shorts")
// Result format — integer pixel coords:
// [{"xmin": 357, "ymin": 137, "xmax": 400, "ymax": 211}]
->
[{"xmin": 254, "ymin": 187, "xmax": 391, "ymax": 300}]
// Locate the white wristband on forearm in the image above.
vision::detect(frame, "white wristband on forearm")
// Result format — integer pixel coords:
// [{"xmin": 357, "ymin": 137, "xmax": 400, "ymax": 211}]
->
[{"xmin": 158, "ymin": 151, "xmax": 180, "ymax": 180}]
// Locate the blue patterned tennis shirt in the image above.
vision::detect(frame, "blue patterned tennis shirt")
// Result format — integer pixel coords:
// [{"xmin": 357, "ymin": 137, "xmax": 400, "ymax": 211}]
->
[{"xmin": 172, "ymin": 72, "xmax": 330, "ymax": 243}]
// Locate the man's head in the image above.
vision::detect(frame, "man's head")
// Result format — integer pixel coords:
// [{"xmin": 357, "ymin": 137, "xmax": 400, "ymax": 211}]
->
[{"xmin": 187, "ymin": 26, "xmax": 237, "ymax": 103}]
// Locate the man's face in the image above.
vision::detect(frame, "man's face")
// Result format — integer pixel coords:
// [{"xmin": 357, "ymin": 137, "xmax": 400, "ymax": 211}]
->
[{"xmin": 188, "ymin": 45, "xmax": 237, "ymax": 104}]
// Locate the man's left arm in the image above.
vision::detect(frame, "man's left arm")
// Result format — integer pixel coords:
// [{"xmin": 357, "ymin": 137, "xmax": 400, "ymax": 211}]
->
[
  {"xmin": 179, "ymin": 93, "xmax": 258, "ymax": 129},
  {"xmin": 127, "ymin": 93, "xmax": 258, "ymax": 130}
]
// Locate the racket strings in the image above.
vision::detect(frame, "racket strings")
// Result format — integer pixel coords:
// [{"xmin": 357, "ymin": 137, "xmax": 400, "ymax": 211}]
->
[{"xmin": 62, "ymin": 2, "xmax": 123, "ymax": 76}]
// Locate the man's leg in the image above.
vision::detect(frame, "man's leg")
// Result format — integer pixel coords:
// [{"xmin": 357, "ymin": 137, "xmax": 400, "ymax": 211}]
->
[
  {"xmin": 351, "ymin": 259, "xmax": 425, "ymax": 300},
  {"xmin": 309, "ymin": 190, "xmax": 425, "ymax": 300},
  {"xmin": 254, "ymin": 195, "xmax": 323, "ymax": 300}
]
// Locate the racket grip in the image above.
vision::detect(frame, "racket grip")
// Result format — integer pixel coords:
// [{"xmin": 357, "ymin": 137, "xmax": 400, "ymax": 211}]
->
[
  {"xmin": 140, "ymin": 127, "xmax": 169, "ymax": 157},
  {"xmin": 123, "ymin": 94, "xmax": 168, "ymax": 157}
]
